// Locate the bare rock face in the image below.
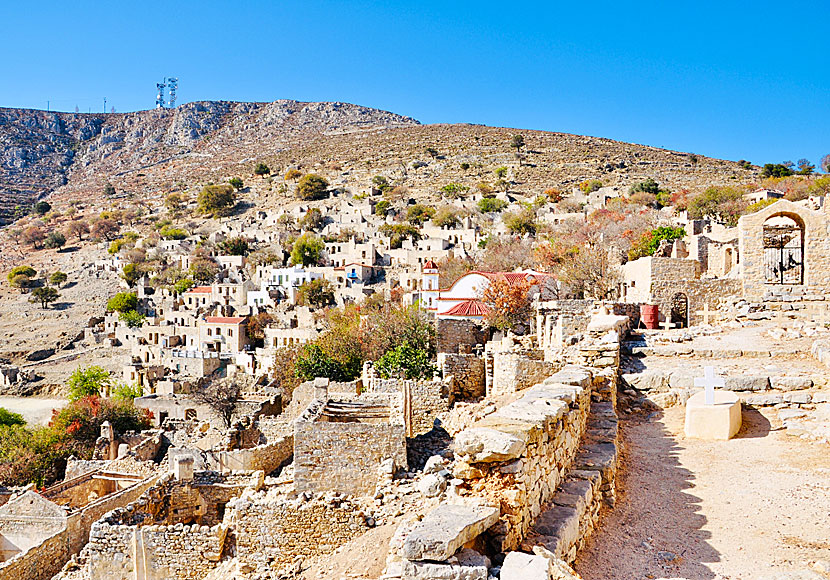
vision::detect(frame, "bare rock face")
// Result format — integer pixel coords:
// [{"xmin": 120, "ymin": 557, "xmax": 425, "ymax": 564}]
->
[{"xmin": 0, "ymin": 100, "xmax": 419, "ymax": 222}]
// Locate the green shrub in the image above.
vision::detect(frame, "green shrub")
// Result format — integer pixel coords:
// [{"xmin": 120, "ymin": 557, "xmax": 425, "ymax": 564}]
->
[
  {"xmin": 119, "ymin": 310, "xmax": 145, "ymax": 328},
  {"xmin": 407, "ymin": 204, "xmax": 435, "ymax": 225},
  {"xmin": 296, "ymin": 174, "xmax": 329, "ymax": 201},
  {"xmin": 44, "ymin": 231, "xmax": 66, "ymax": 249},
  {"xmin": 374, "ymin": 200, "xmax": 390, "ymax": 215},
  {"xmin": 0, "ymin": 407, "xmax": 25, "ymax": 427},
  {"xmin": 107, "ymin": 292, "xmax": 138, "ymax": 313},
  {"xmin": 197, "ymin": 184, "xmax": 236, "ymax": 217},
  {"xmin": 374, "ymin": 341, "xmax": 436, "ymax": 380},
  {"xmin": 290, "ymin": 233, "xmax": 325, "ymax": 266},
  {"xmin": 229, "ymin": 177, "xmax": 244, "ymax": 191},
  {"xmin": 478, "ymin": 198, "xmax": 508, "ymax": 213},
  {"xmin": 628, "ymin": 226, "xmax": 687, "ymax": 260},
  {"xmin": 160, "ymin": 226, "xmax": 188, "ymax": 240},
  {"xmin": 67, "ymin": 366, "xmax": 112, "ymax": 401}
]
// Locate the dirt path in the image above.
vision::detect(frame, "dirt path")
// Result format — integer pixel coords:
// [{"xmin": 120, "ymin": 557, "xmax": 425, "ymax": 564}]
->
[
  {"xmin": 575, "ymin": 406, "xmax": 830, "ymax": 580},
  {"xmin": 0, "ymin": 396, "xmax": 67, "ymax": 425}
]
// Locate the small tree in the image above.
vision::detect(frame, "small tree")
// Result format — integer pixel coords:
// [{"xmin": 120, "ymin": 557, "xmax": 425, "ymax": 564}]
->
[
  {"xmin": 254, "ymin": 163, "xmax": 271, "ymax": 178},
  {"xmin": 33, "ymin": 201, "xmax": 51, "ymax": 216},
  {"xmin": 290, "ymin": 233, "xmax": 325, "ymax": 266},
  {"xmin": 687, "ymin": 186, "xmax": 747, "ymax": 226},
  {"xmin": 91, "ymin": 218, "xmax": 119, "ymax": 240},
  {"xmin": 511, "ymin": 134, "xmax": 525, "ymax": 152},
  {"xmin": 433, "ymin": 207, "xmax": 461, "ymax": 228},
  {"xmin": 425, "ymin": 147, "xmax": 439, "ymax": 159},
  {"xmin": 628, "ymin": 226, "xmax": 687, "ymax": 260},
  {"xmin": 796, "ymin": 159, "xmax": 815, "ymax": 175},
  {"xmin": 482, "ymin": 276, "xmax": 533, "ymax": 332},
  {"xmin": 761, "ymin": 163, "xmax": 795, "ymax": 178},
  {"xmin": 165, "ymin": 193, "xmax": 185, "ymax": 215},
  {"xmin": 197, "ymin": 184, "xmax": 236, "ymax": 217},
  {"xmin": 30, "ymin": 286, "xmax": 60, "ymax": 308},
  {"xmin": 407, "ymin": 204, "xmax": 436, "ymax": 225},
  {"xmin": 374, "ymin": 200, "xmax": 390, "ymax": 215},
  {"xmin": 295, "ymin": 344, "xmax": 351, "ymax": 382},
  {"xmin": 229, "ymin": 177, "xmax": 244, "ymax": 191},
  {"xmin": 379, "ymin": 224, "xmax": 421, "ymax": 249},
  {"xmin": 374, "ymin": 341, "xmax": 436, "ymax": 380},
  {"xmin": 67, "ymin": 366, "xmax": 112, "ymax": 401},
  {"xmin": 7, "ymin": 266, "xmax": 36, "ymax": 289},
  {"xmin": 107, "ymin": 292, "xmax": 138, "ymax": 313},
  {"xmin": 49, "ymin": 271, "xmax": 68, "ymax": 287},
  {"xmin": 298, "ymin": 208, "xmax": 325, "ymax": 231},
  {"xmin": 22, "ymin": 226, "xmax": 45, "ymax": 248},
  {"xmin": 296, "ymin": 174, "xmax": 329, "ymax": 201},
  {"xmin": 193, "ymin": 381, "xmax": 241, "ymax": 428},
  {"xmin": 103, "ymin": 183, "xmax": 116, "ymax": 197},
  {"xmin": 478, "ymin": 198, "xmax": 508, "ymax": 213},
  {"xmin": 503, "ymin": 208, "xmax": 537, "ymax": 235},
  {"xmin": 121, "ymin": 263, "xmax": 142, "ymax": 287},
  {"xmin": 44, "ymin": 231, "xmax": 66, "ymax": 250},
  {"xmin": 579, "ymin": 179, "xmax": 603, "ymax": 193},
  {"xmin": 119, "ymin": 310, "xmax": 145, "ymax": 328},
  {"xmin": 220, "ymin": 236, "xmax": 249, "ymax": 256},
  {"xmin": 495, "ymin": 166, "xmax": 508, "ymax": 179},
  {"xmin": 297, "ymin": 278, "xmax": 335, "ymax": 307},
  {"xmin": 821, "ymin": 154, "xmax": 830, "ymax": 174},
  {"xmin": 65, "ymin": 220, "xmax": 90, "ymax": 241}
]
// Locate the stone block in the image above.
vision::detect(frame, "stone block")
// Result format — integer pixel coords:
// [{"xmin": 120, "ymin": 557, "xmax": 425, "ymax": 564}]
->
[
  {"xmin": 400, "ymin": 505, "xmax": 500, "ymax": 562},
  {"xmin": 454, "ymin": 428, "xmax": 526, "ymax": 463},
  {"xmin": 725, "ymin": 376, "xmax": 770, "ymax": 392},
  {"xmin": 684, "ymin": 390, "xmax": 742, "ymax": 440},
  {"xmin": 500, "ymin": 551, "xmax": 549, "ymax": 579},
  {"xmin": 401, "ymin": 548, "xmax": 489, "ymax": 580},
  {"xmin": 770, "ymin": 376, "xmax": 813, "ymax": 391}
]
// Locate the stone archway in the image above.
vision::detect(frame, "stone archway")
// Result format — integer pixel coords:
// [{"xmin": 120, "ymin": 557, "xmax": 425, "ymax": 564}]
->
[
  {"xmin": 763, "ymin": 214, "xmax": 804, "ymax": 285},
  {"xmin": 671, "ymin": 292, "xmax": 689, "ymax": 328}
]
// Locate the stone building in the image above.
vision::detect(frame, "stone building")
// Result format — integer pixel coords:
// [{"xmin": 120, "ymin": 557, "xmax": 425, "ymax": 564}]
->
[
  {"xmin": 294, "ymin": 390, "xmax": 407, "ymax": 496},
  {"xmin": 738, "ymin": 199, "xmax": 830, "ymax": 301}
]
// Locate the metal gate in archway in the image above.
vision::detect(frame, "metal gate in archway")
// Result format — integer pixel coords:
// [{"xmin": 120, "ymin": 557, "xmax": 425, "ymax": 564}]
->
[{"xmin": 764, "ymin": 222, "xmax": 803, "ymax": 285}]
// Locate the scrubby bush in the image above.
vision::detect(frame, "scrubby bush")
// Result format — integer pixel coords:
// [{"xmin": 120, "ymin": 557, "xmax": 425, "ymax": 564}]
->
[
  {"xmin": 579, "ymin": 179, "xmax": 603, "ymax": 194},
  {"xmin": 478, "ymin": 197, "xmax": 508, "ymax": 213},
  {"xmin": 49, "ymin": 271, "xmax": 68, "ymax": 287},
  {"xmin": 44, "ymin": 231, "xmax": 66, "ymax": 250},
  {"xmin": 296, "ymin": 174, "xmax": 329, "ymax": 201},
  {"xmin": 628, "ymin": 226, "xmax": 687, "ymax": 260},
  {"xmin": 407, "ymin": 204, "xmax": 435, "ymax": 225},
  {"xmin": 160, "ymin": 225, "xmax": 188, "ymax": 240},
  {"xmin": 197, "ymin": 184, "xmax": 236, "ymax": 217},
  {"xmin": 7, "ymin": 266, "xmax": 36, "ymax": 288},
  {"xmin": 254, "ymin": 162, "xmax": 271, "ymax": 177},
  {"xmin": 290, "ymin": 232, "xmax": 325, "ymax": 266},
  {"xmin": 229, "ymin": 177, "xmax": 244, "ymax": 191},
  {"xmin": 107, "ymin": 292, "xmax": 138, "ymax": 313},
  {"xmin": 220, "ymin": 236, "xmax": 249, "ymax": 256},
  {"xmin": 374, "ymin": 200, "xmax": 390, "ymax": 215}
]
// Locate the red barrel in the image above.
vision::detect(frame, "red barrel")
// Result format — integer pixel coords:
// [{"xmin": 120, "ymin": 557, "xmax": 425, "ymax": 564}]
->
[{"xmin": 640, "ymin": 304, "xmax": 659, "ymax": 329}]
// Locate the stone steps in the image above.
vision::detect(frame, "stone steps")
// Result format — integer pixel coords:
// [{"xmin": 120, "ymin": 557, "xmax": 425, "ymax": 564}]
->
[
  {"xmin": 523, "ymin": 400, "xmax": 619, "ymax": 564},
  {"xmin": 623, "ymin": 343, "xmax": 799, "ymax": 358}
]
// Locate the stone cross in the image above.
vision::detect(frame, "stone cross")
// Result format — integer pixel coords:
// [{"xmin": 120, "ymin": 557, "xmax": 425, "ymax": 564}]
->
[
  {"xmin": 694, "ymin": 366, "xmax": 725, "ymax": 405},
  {"xmin": 695, "ymin": 303, "xmax": 714, "ymax": 325},
  {"xmin": 660, "ymin": 319, "xmax": 674, "ymax": 331}
]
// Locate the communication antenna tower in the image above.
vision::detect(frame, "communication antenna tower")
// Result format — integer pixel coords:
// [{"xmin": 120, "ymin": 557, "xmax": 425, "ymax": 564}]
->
[
  {"xmin": 167, "ymin": 77, "xmax": 178, "ymax": 108},
  {"xmin": 155, "ymin": 80, "xmax": 167, "ymax": 109},
  {"xmin": 103, "ymin": 97, "xmax": 107, "ymax": 113}
]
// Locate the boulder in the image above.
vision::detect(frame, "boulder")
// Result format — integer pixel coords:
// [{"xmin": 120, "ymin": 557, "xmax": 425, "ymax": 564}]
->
[{"xmin": 454, "ymin": 428, "xmax": 526, "ymax": 463}]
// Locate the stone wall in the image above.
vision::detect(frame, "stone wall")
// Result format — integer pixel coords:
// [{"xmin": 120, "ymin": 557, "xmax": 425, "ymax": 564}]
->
[
  {"xmin": 294, "ymin": 396, "xmax": 408, "ymax": 496},
  {"xmin": 202, "ymin": 433, "xmax": 293, "ymax": 474},
  {"xmin": 0, "ymin": 475, "xmax": 159, "ymax": 580},
  {"xmin": 367, "ymin": 377, "xmax": 453, "ymax": 437},
  {"xmin": 490, "ymin": 348, "xmax": 562, "ymax": 397},
  {"xmin": 436, "ymin": 318, "xmax": 488, "ymax": 354},
  {"xmin": 230, "ymin": 495, "xmax": 370, "ymax": 573},
  {"xmin": 739, "ymin": 200, "xmax": 830, "ymax": 301},
  {"xmin": 453, "ymin": 364, "xmax": 595, "ymax": 551},
  {"xmin": 85, "ymin": 520, "xmax": 227, "ymax": 580},
  {"xmin": 650, "ymin": 279, "xmax": 742, "ymax": 326},
  {"xmin": 438, "ymin": 353, "xmax": 485, "ymax": 400}
]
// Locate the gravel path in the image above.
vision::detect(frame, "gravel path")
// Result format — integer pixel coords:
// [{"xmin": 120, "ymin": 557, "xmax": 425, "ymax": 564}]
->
[{"xmin": 575, "ymin": 406, "xmax": 830, "ymax": 580}]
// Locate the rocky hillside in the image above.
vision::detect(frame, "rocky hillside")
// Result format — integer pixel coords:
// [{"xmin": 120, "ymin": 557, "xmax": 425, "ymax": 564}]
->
[
  {"xmin": 0, "ymin": 100, "xmax": 419, "ymax": 221},
  {"xmin": 0, "ymin": 99, "xmax": 759, "ymax": 221}
]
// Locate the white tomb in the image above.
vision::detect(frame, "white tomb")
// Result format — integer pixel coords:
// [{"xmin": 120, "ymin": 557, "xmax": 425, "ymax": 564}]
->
[{"xmin": 685, "ymin": 366, "xmax": 742, "ymax": 440}]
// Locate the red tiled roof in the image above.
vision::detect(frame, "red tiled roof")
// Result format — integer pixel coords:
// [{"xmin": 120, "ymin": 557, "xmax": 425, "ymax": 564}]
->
[
  {"xmin": 205, "ymin": 316, "xmax": 246, "ymax": 324},
  {"xmin": 423, "ymin": 260, "xmax": 439, "ymax": 270},
  {"xmin": 185, "ymin": 286, "xmax": 212, "ymax": 294},
  {"xmin": 443, "ymin": 299, "xmax": 490, "ymax": 317}
]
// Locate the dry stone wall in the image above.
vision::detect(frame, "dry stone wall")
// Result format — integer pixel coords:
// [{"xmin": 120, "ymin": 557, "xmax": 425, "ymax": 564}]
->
[
  {"xmin": 230, "ymin": 495, "xmax": 370, "ymax": 574},
  {"xmin": 438, "ymin": 353, "xmax": 485, "ymax": 399}
]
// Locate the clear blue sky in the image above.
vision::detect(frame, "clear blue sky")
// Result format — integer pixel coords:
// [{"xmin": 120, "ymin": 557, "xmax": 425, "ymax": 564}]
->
[{"xmin": 3, "ymin": 0, "xmax": 828, "ymax": 167}]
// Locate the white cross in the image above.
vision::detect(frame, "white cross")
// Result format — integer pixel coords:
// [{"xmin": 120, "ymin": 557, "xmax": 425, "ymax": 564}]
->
[
  {"xmin": 694, "ymin": 366, "xmax": 725, "ymax": 405},
  {"xmin": 695, "ymin": 303, "xmax": 714, "ymax": 325},
  {"xmin": 660, "ymin": 319, "xmax": 674, "ymax": 331}
]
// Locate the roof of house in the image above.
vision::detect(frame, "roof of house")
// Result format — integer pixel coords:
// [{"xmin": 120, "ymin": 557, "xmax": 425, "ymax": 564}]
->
[
  {"xmin": 423, "ymin": 259, "xmax": 439, "ymax": 270},
  {"xmin": 185, "ymin": 286, "xmax": 212, "ymax": 294},
  {"xmin": 437, "ymin": 270, "xmax": 553, "ymax": 293},
  {"xmin": 442, "ymin": 299, "xmax": 491, "ymax": 317},
  {"xmin": 205, "ymin": 316, "xmax": 246, "ymax": 324}
]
